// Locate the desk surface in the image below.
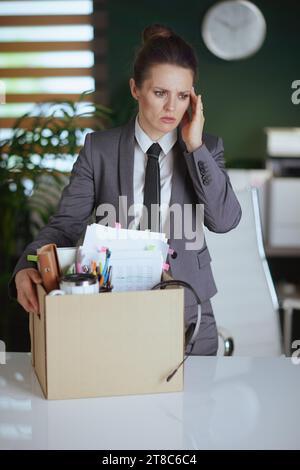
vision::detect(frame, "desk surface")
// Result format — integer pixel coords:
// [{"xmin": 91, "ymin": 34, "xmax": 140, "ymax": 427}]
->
[{"xmin": 0, "ymin": 353, "xmax": 300, "ymax": 450}]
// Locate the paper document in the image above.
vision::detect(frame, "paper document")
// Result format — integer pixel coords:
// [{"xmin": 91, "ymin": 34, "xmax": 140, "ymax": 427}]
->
[
  {"xmin": 80, "ymin": 223, "xmax": 169, "ymax": 291},
  {"xmin": 109, "ymin": 250, "xmax": 163, "ymax": 291}
]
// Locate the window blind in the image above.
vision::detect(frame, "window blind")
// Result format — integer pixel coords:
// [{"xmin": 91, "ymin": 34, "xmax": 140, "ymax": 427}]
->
[{"xmin": 0, "ymin": 0, "xmax": 108, "ymax": 135}]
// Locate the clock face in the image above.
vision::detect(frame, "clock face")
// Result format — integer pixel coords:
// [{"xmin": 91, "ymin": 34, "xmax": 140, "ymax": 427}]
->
[{"xmin": 202, "ymin": 0, "xmax": 266, "ymax": 60}]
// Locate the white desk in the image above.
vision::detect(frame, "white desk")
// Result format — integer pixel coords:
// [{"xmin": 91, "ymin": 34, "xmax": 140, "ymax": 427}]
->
[{"xmin": 0, "ymin": 353, "xmax": 299, "ymax": 450}]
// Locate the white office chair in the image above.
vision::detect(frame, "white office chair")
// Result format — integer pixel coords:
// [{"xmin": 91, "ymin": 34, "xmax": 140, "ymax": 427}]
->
[{"xmin": 205, "ymin": 188, "xmax": 282, "ymax": 356}]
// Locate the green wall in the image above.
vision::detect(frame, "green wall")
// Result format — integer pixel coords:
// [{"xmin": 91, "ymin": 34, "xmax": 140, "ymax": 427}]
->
[{"xmin": 107, "ymin": 0, "xmax": 300, "ymax": 167}]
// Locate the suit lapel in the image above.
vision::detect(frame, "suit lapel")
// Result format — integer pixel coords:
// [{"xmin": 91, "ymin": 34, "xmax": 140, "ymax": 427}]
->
[
  {"xmin": 169, "ymin": 124, "xmax": 187, "ymax": 213},
  {"xmin": 118, "ymin": 114, "xmax": 136, "ymax": 228}
]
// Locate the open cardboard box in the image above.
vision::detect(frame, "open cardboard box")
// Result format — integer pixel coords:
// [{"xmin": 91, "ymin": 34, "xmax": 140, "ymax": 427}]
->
[{"xmin": 30, "ymin": 248, "xmax": 184, "ymax": 399}]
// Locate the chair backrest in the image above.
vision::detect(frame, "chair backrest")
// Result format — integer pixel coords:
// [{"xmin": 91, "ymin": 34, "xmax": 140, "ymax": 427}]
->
[{"xmin": 205, "ymin": 188, "xmax": 282, "ymax": 356}]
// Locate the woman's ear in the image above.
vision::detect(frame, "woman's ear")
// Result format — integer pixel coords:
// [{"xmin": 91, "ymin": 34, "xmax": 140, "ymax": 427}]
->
[{"xmin": 129, "ymin": 78, "xmax": 139, "ymax": 100}]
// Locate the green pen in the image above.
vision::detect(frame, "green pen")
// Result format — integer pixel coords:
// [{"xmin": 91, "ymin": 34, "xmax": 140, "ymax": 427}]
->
[{"xmin": 27, "ymin": 255, "xmax": 38, "ymax": 262}]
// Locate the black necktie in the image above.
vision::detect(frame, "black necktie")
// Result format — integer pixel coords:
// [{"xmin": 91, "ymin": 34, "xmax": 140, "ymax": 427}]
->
[{"xmin": 142, "ymin": 142, "xmax": 162, "ymax": 232}]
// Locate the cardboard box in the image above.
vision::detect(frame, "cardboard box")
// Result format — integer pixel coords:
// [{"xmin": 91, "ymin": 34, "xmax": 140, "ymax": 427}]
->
[{"xmin": 30, "ymin": 248, "xmax": 184, "ymax": 399}]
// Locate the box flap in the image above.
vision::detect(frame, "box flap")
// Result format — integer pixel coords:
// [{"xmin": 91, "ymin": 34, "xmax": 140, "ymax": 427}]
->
[{"xmin": 33, "ymin": 284, "xmax": 48, "ymax": 397}]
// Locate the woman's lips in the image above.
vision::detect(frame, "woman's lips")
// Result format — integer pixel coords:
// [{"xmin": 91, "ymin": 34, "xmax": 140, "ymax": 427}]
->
[{"xmin": 160, "ymin": 117, "xmax": 176, "ymax": 123}]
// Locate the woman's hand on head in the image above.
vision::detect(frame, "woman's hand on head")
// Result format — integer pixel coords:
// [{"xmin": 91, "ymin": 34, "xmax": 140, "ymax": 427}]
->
[{"xmin": 181, "ymin": 86, "xmax": 204, "ymax": 153}]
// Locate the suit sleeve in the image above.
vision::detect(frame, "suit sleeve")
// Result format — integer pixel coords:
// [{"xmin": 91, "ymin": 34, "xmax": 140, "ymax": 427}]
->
[
  {"xmin": 8, "ymin": 132, "xmax": 95, "ymax": 298},
  {"xmin": 183, "ymin": 137, "xmax": 242, "ymax": 233}
]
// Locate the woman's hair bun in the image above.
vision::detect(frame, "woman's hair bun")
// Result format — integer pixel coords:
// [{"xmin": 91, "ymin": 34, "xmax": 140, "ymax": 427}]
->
[{"xmin": 142, "ymin": 24, "xmax": 174, "ymax": 44}]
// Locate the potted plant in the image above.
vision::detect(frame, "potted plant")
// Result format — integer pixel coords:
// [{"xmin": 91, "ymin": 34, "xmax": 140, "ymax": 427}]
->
[{"xmin": 0, "ymin": 90, "xmax": 114, "ymax": 279}]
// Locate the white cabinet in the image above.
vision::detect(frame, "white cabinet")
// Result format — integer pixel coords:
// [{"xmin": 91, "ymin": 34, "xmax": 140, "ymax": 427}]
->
[
  {"xmin": 267, "ymin": 178, "xmax": 300, "ymax": 247},
  {"xmin": 228, "ymin": 170, "xmax": 300, "ymax": 255}
]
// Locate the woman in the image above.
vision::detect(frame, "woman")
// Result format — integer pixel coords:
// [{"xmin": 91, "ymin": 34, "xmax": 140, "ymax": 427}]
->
[{"xmin": 11, "ymin": 24, "xmax": 242, "ymax": 355}]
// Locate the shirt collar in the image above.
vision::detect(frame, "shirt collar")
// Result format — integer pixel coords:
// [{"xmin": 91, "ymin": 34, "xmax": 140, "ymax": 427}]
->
[{"xmin": 134, "ymin": 113, "xmax": 177, "ymax": 156}]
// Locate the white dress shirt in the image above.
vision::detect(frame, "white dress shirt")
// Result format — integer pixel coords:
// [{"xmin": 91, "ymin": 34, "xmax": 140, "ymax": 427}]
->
[{"xmin": 133, "ymin": 114, "xmax": 177, "ymax": 234}]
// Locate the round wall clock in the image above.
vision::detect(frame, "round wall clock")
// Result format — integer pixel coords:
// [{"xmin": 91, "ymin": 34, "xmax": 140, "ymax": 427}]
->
[{"xmin": 201, "ymin": 1, "xmax": 267, "ymax": 60}]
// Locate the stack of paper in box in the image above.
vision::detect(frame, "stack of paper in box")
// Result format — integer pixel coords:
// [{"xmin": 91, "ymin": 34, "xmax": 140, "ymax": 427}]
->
[{"xmin": 80, "ymin": 223, "xmax": 169, "ymax": 291}]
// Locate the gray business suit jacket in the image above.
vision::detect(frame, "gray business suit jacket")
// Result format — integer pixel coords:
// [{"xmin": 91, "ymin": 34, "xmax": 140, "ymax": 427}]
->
[{"xmin": 9, "ymin": 114, "xmax": 242, "ymax": 355}]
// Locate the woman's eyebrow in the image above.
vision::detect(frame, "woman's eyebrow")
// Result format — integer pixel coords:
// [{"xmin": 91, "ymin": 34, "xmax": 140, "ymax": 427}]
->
[{"xmin": 153, "ymin": 87, "xmax": 191, "ymax": 93}]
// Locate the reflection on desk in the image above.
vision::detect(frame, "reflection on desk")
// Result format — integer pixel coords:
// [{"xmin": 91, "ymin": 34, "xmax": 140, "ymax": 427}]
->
[{"xmin": 0, "ymin": 353, "xmax": 299, "ymax": 450}]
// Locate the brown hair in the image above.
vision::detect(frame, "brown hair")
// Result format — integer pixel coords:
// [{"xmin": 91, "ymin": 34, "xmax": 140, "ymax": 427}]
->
[{"xmin": 133, "ymin": 24, "xmax": 198, "ymax": 88}]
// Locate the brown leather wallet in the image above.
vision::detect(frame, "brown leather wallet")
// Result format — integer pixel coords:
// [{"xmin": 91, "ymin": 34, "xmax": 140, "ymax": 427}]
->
[{"xmin": 37, "ymin": 244, "xmax": 61, "ymax": 293}]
